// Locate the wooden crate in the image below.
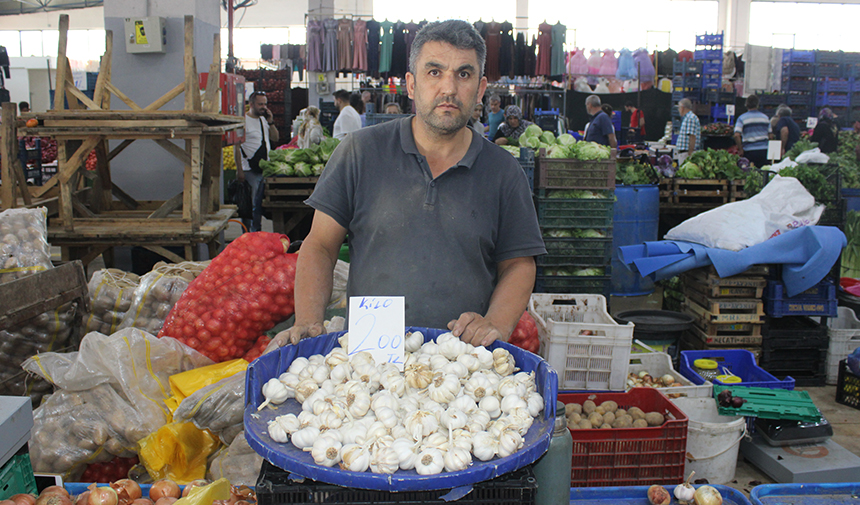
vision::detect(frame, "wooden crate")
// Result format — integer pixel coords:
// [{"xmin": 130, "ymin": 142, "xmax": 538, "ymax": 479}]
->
[
  {"xmin": 0, "ymin": 261, "xmax": 89, "ymax": 330},
  {"xmin": 682, "ymin": 268, "xmax": 767, "ymax": 291},
  {"xmin": 263, "ymin": 176, "xmax": 318, "ymax": 209},
  {"xmin": 701, "ymin": 264, "xmax": 771, "ymax": 278},
  {"xmin": 684, "ymin": 306, "xmax": 763, "ymax": 343},
  {"xmin": 729, "ymin": 179, "xmax": 747, "ymax": 202},
  {"xmin": 683, "ymin": 288, "xmax": 764, "ymax": 318},
  {"xmin": 683, "ymin": 296, "xmax": 764, "ymax": 324},
  {"xmin": 680, "ymin": 331, "xmax": 761, "ymax": 361},
  {"xmin": 659, "ymin": 178, "xmax": 731, "ymax": 209}
]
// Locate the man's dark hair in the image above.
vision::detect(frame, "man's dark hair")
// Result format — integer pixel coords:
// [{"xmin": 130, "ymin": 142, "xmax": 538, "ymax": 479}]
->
[
  {"xmin": 625, "ymin": 101, "xmax": 634, "ymax": 108},
  {"xmin": 249, "ymin": 91, "xmax": 266, "ymax": 102},
  {"xmin": 18, "ymin": 101, "xmax": 29, "ymax": 111},
  {"xmin": 409, "ymin": 20, "xmax": 486, "ymax": 78},
  {"xmin": 746, "ymin": 94, "xmax": 759, "ymax": 109},
  {"xmin": 349, "ymin": 92, "xmax": 365, "ymax": 114},
  {"xmin": 333, "ymin": 89, "xmax": 350, "ymax": 102}
]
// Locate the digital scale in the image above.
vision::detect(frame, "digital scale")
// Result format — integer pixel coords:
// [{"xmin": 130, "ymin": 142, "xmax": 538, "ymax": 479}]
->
[{"xmin": 741, "ymin": 433, "xmax": 860, "ymax": 483}]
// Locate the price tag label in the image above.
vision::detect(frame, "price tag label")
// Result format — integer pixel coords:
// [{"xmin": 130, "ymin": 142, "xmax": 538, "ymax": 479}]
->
[
  {"xmin": 726, "ymin": 104, "xmax": 735, "ymax": 116},
  {"xmin": 348, "ymin": 296, "xmax": 405, "ymax": 369},
  {"xmin": 767, "ymin": 140, "xmax": 782, "ymax": 161},
  {"xmin": 807, "ymin": 117, "xmax": 818, "ymax": 129}
]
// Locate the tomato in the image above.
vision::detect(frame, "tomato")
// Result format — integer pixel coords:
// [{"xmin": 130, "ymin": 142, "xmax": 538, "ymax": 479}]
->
[{"xmin": 509, "ymin": 311, "xmax": 540, "ymax": 354}]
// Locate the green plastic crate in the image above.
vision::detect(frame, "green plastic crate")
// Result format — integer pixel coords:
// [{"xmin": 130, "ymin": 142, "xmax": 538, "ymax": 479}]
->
[
  {"xmin": 536, "ymin": 197, "xmax": 614, "ymax": 229},
  {"xmin": 712, "ymin": 385, "xmax": 821, "ymax": 423},
  {"xmin": 0, "ymin": 453, "xmax": 37, "ymax": 500},
  {"xmin": 537, "ymin": 238, "xmax": 613, "ymax": 266}
]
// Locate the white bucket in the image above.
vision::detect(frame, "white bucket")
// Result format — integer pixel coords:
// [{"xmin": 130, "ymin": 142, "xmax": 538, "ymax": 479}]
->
[{"xmin": 672, "ymin": 397, "xmax": 746, "ymax": 485}]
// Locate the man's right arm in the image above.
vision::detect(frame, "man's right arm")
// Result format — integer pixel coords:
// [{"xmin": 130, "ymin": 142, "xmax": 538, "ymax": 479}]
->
[
  {"xmin": 780, "ymin": 126, "xmax": 790, "ymax": 157},
  {"xmin": 234, "ymin": 143, "xmax": 244, "ymax": 180},
  {"xmin": 267, "ymin": 211, "xmax": 347, "ymax": 351}
]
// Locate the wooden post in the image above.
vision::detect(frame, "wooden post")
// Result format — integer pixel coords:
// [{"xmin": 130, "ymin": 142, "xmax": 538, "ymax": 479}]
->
[
  {"xmin": 189, "ymin": 137, "xmax": 202, "ymax": 230},
  {"xmin": 53, "ymin": 14, "xmax": 70, "ymax": 111},
  {"xmin": 57, "ymin": 142, "xmax": 74, "ymax": 231},
  {"xmin": 183, "ymin": 16, "xmax": 202, "ymax": 112},
  {"xmin": 0, "ymin": 103, "xmax": 17, "ymax": 209},
  {"xmin": 203, "ymin": 34, "xmax": 221, "ymax": 113}
]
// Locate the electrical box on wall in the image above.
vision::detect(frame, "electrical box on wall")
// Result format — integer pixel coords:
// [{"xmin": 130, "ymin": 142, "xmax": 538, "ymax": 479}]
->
[{"xmin": 124, "ymin": 17, "xmax": 167, "ymax": 54}]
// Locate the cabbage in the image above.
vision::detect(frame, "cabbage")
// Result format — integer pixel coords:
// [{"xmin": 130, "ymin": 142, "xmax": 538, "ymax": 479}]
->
[
  {"xmin": 543, "ymin": 229, "xmax": 574, "ymax": 238},
  {"xmin": 519, "ymin": 135, "xmax": 540, "ymax": 149},
  {"xmin": 557, "ymin": 133, "xmax": 576, "ymax": 147},
  {"xmin": 677, "ymin": 162, "xmax": 703, "ymax": 179},
  {"xmin": 523, "ymin": 124, "xmax": 543, "ymax": 138},
  {"xmin": 578, "ymin": 229, "xmax": 607, "ymax": 238},
  {"xmin": 318, "ymin": 138, "xmax": 340, "ymax": 162},
  {"xmin": 540, "ymin": 131, "xmax": 556, "ymax": 145},
  {"xmin": 259, "ymin": 159, "xmax": 295, "ymax": 177},
  {"xmin": 294, "ymin": 162, "xmax": 313, "ymax": 177},
  {"xmin": 572, "ymin": 267, "xmax": 605, "ymax": 276},
  {"xmin": 576, "ymin": 142, "xmax": 610, "ymax": 161},
  {"xmin": 312, "ymin": 164, "xmax": 325, "ymax": 176},
  {"xmin": 500, "ymin": 145, "xmax": 520, "ymax": 157},
  {"xmin": 547, "ymin": 145, "xmax": 568, "ymax": 158}
]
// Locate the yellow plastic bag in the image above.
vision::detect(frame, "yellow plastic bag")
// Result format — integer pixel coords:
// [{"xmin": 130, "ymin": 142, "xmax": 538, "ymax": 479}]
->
[
  {"xmin": 173, "ymin": 478, "xmax": 231, "ymax": 505},
  {"xmin": 165, "ymin": 359, "xmax": 248, "ymax": 413},
  {"xmin": 137, "ymin": 422, "xmax": 220, "ymax": 483}
]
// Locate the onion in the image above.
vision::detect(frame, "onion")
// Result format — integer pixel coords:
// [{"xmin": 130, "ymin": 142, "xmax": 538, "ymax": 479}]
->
[
  {"xmin": 35, "ymin": 495, "xmax": 72, "ymax": 505},
  {"xmin": 149, "ymin": 482, "xmax": 180, "ymax": 502},
  {"xmin": 130, "ymin": 500, "xmax": 153, "ymax": 505},
  {"xmin": 87, "ymin": 487, "xmax": 118, "ymax": 505},
  {"xmin": 181, "ymin": 480, "xmax": 210, "ymax": 498},
  {"xmin": 153, "ymin": 498, "xmax": 177, "ymax": 505},
  {"xmin": 3, "ymin": 500, "xmax": 19, "ymax": 505},
  {"xmin": 40, "ymin": 488, "xmax": 69, "ymax": 499},
  {"xmin": 75, "ymin": 493, "xmax": 90, "ymax": 505},
  {"xmin": 693, "ymin": 485, "xmax": 723, "ymax": 505},
  {"xmin": 9, "ymin": 495, "xmax": 36, "ymax": 505},
  {"xmin": 110, "ymin": 480, "xmax": 142, "ymax": 503}
]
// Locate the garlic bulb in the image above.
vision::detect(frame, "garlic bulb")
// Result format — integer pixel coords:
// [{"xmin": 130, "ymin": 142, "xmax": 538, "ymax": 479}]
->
[
  {"xmin": 370, "ymin": 445, "xmax": 400, "ymax": 474},
  {"xmin": 420, "ymin": 341, "xmax": 439, "ymax": 355},
  {"xmin": 308, "ymin": 354, "xmax": 325, "ymax": 366},
  {"xmin": 339, "ymin": 422, "xmax": 367, "ymax": 445},
  {"xmin": 291, "ymin": 426, "xmax": 320, "ymax": 450},
  {"xmin": 347, "ymin": 390, "xmax": 371, "ymax": 418},
  {"xmin": 297, "ymin": 410, "xmax": 317, "ymax": 429},
  {"xmin": 501, "ymin": 394, "xmax": 527, "ymax": 414},
  {"xmin": 337, "ymin": 333, "xmax": 349, "ymax": 351},
  {"xmin": 405, "ymin": 331, "xmax": 424, "ymax": 353},
  {"xmin": 380, "ymin": 372, "xmax": 407, "ymax": 397},
  {"xmin": 275, "ymin": 413, "xmax": 300, "ymax": 434},
  {"xmin": 351, "ymin": 351, "xmax": 376, "ymax": 368},
  {"xmin": 391, "ymin": 424, "xmax": 409, "ymax": 439},
  {"xmin": 449, "ymin": 395, "xmax": 477, "ymax": 415},
  {"xmin": 375, "ymin": 406, "xmax": 399, "ymax": 429},
  {"xmin": 415, "ymin": 448, "xmax": 444, "ymax": 475},
  {"xmin": 442, "ymin": 361, "xmax": 469, "ymax": 379},
  {"xmin": 287, "ymin": 357, "xmax": 310, "ymax": 376},
  {"xmin": 421, "ymin": 432, "xmax": 449, "ymax": 451},
  {"xmin": 439, "ymin": 407, "xmax": 468, "ymax": 432},
  {"xmin": 405, "ymin": 410, "xmax": 439, "ymax": 440},
  {"xmin": 508, "ymin": 407, "xmax": 534, "ymax": 435},
  {"xmin": 492, "ymin": 348, "xmax": 516, "ymax": 376},
  {"xmin": 466, "ymin": 409, "xmax": 492, "ymax": 433},
  {"xmin": 438, "ymin": 334, "xmax": 467, "ymax": 360},
  {"xmin": 278, "ymin": 372, "xmax": 300, "ymax": 391},
  {"xmin": 330, "ymin": 362, "xmax": 352, "ymax": 383},
  {"xmin": 472, "ymin": 431, "xmax": 498, "ymax": 461},
  {"xmin": 392, "ymin": 437, "xmax": 419, "ymax": 470},
  {"xmin": 514, "ymin": 371, "xmax": 537, "ymax": 393},
  {"xmin": 325, "ymin": 347, "xmax": 348, "ymax": 368},
  {"xmin": 457, "ymin": 354, "xmax": 480, "ymax": 373},
  {"xmin": 497, "ymin": 428, "xmax": 523, "ymax": 458},
  {"xmin": 473, "ymin": 346, "xmax": 494, "ymax": 370},
  {"xmin": 428, "ymin": 374, "xmax": 459, "ymax": 403},
  {"xmin": 371, "ymin": 391, "xmax": 399, "ymax": 412},
  {"xmin": 267, "ymin": 420, "xmax": 288, "ymax": 443},
  {"xmin": 429, "ymin": 354, "xmax": 450, "ymax": 371},
  {"xmin": 450, "ymin": 429, "xmax": 473, "ymax": 452},
  {"xmin": 353, "ymin": 364, "xmax": 381, "ymax": 393},
  {"xmin": 311, "ymin": 437, "xmax": 342, "ymax": 467},
  {"xmin": 311, "ymin": 363, "xmax": 331, "ymax": 384},
  {"xmin": 444, "ymin": 446, "xmax": 472, "ymax": 472},
  {"xmin": 405, "ymin": 363, "xmax": 433, "ymax": 390},
  {"xmin": 294, "ymin": 378, "xmax": 319, "ymax": 403},
  {"xmin": 365, "ymin": 421, "xmax": 389, "ymax": 442},
  {"xmin": 479, "ymin": 396, "xmax": 502, "ymax": 419},
  {"xmin": 497, "ymin": 377, "xmax": 527, "ymax": 398},
  {"xmin": 525, "ymin": 392, "xmax": 545, "ymax": 418},
  {"xmin": 340, "ymin": 443, "xmax": 370, "ymax": 472},
  {"xmin": 318, "ymin": 410, "xmax": 344, "ymax": 431},
  {"xmin": 258, "ymin": 378, "xmax": 289, "ymax": 410},
  {"xmin": 464, "ymin": 373, "xmax": 495, "ymax": 401},
  {"xmin": 319, "ymin": 379, "xmax": 337, "ymax": 394}
]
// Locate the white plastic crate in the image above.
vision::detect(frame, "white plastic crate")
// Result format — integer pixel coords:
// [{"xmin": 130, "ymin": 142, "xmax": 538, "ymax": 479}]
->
[
  {"xmin": 827, "ymin": 306, "xmax": 860, "ymax": 385},
  {"xmin": 529, "ymin": 293, "xmax": 634, "ymax": 390},
  {"xmin": 628, "ymin": 352, "xmax": 713, "ymax": 398}
]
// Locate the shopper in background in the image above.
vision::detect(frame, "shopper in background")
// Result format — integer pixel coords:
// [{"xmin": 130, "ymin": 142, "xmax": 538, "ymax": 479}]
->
[
  {"xmin": 676, "ymin": 98, "xmax": 701, "ymax": 163},
  {"xmin": 297, "ymin": 106, "xmax": 324, "ymax": 149},
  {"xmin": 234, "ymin": 90, "xmax": 279, "ymax": 232},
  {"xmin": 733, "ymin": 94, "xmax": 771, "ymax": 168},
  {"xmin": 486, "ymin": 94, "xmax": 504, "ymax": 139},
  {"xmin": 624, "ymin": 101, "xmax": 646, "ymax": 141},
  {"xmin": 584, "ymin": 95, "xmax": 617, "ymax": 148},
  {"xmin": 18, "ymin": 101, "xmax": 30, "ymax": 114},
  {"xmin": 469, "ymin": 102, "xmax": 486, "ymax": 138},
  {"xmin": 384, "ymin": 102, "xmax": 403, "ymax": 114},
  {"xmin": 811, "ymin": 107, "xmax": 839, "ymax": 154},
  {"xmin": 268, "ymin": 19, "xmax": 545, "ymax": 351},
  {"xmin": 774, "ymin": 106, "xmax": 801, "ymax": 158},
  {"xmin": 360, "ymin": 90, "xmax": 372, "ymax": 127},
  {"xmin": 332, "ymin": 89, "xmax": 362, "ymax": 139},
  {"xmin": 349, "ymin": 93, "xmax": 365, "ymax": 122},
  {"xmin": 493, "ymin": 105, "xmax": 534, "ymax": 145}
]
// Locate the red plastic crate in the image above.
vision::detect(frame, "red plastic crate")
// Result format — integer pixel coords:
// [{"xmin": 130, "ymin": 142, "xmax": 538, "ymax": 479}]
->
[{"xmin": 559, "ymin": 389, "xmax": 688, "ymax": 487}]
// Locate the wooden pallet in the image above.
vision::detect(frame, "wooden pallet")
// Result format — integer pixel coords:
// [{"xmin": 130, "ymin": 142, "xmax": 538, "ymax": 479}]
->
[
  {"xmin": 680, "ymin": 331, "xmax": 761, "ymax": 361},
  {"xmin": 702, "ymin": 264, "xmax": 771, "ymax": 277},
  {"xmin": 682, "ymin": 268, "xmax": 767, "ymax": 290},
  {"xmin": 682, "ymin": 296, "xmax": 764, "ymax": 324},
  {"xmin": 262, "ymin": 176, "xmax": 318, "ymax": 208},
  {"xmin": 683, "ymin": 278, "xmax": 765, "ymax": 299},
  {"xmin": 685, "ymin": 322, "xmax": 764, "ymax": 346},
  {"xmin": 660, "ymin": 178, "xmax": 730, "ymax": 209},
  {"xmin": 683, "ymin": 287, "xmax": 764, "ymax": 316}
]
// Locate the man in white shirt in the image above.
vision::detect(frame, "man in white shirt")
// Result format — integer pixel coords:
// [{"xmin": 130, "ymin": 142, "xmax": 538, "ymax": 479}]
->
[
  {"xmin": 332, "ymin": 89, "xmax": 362, "ymax": 140},
  {"xmin": 234, "ymin": 91, "xmax": 279, "ymax": 232}
]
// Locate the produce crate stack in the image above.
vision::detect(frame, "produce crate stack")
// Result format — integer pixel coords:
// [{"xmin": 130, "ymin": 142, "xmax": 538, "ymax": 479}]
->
[
  {"xmin": 759, "ymin": 316, "xmax": 829, "ymax": 386},
  {"xmin": 694, "ymin": 33, "xmax": 723, "ymax": 99},
  {"xmin": 679, "ymin": 266, "xmax": 768, "ymax": 358},
  {"xmin": 236, "ymin": 68, "xmax": 292, "ymax": 137},
  {"xmin": 756, "ymin": 93, "xmax": 785, "ymax": 118},
  {"xmin": 671, "ymin": 60, "xmax": 702, "ymax": 134},
  {"xmin": 533, "ymin": 150, "xmax": 616, "ymax": 297},
  {"xmin": 781, "ymin": 50, "xmax": 816, "ymax": 122},
  {"xmin": 847, "ymin": 52, "xmax": 860, "ymax": 122}
]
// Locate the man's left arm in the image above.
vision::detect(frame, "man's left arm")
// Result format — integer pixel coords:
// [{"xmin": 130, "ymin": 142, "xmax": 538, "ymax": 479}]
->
[
  {"xmin": 265, "ymin": 110, "xmax": 280, "ymax": 143},
  {"xmin": 448, "ymin": 256, "xmax": 536, "ymax": 347}
]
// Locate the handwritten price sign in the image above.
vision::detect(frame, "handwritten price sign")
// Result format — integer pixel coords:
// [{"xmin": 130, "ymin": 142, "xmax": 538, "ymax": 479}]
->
[{"xmin": 348, "ymin": 296, "xmax": 405, "ymax": 370}]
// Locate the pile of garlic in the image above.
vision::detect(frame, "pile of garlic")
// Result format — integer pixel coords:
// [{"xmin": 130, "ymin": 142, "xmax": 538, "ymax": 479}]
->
[{"xmin": 259, "ymin": 331, "xmax": 545, "ymax": 475}]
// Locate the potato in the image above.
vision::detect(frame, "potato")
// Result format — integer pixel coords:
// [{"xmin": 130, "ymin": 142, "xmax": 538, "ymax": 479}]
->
[
  {"xmin": 616, "ymin": 408, "xmax": 627, "ymax": 418},
  {"xmin": 599, "ymin": 423, "xmax": 612, "ymax": 429},
  {"xmin": 633, "ymin": 418, "xmax": 649, "ymax": 428},
  {"xmin": 602, "ymin": 411, "xmax": 616, "ymax": 425},
  {"xmin": 567, "ymin": 417, "xmax": 580, "ymax": 429},
  {"xmin": 588, "ymin": 412, "xmax": 604, "ymax": 427},
  {"xmin": 594, "ymin": 406, "xmax": 606, "ymax": 415},
  {"xmin": 565, "ymin": 403, "xmax": 582, "ymax": 416},
  {"xmin": 611, "ymin": 417, "xmax": 631, "ymax": 428},
  {"xmin": 644, "ymin": 412, "xmax": 665, "ymax": 427},
  {"xmin": 628, "ymin": 407, "xmax": 645, "ymax": 420},
  {"xmin": 583, "ymin": 400, "xmax": 596, "ymax": 414},
  {"xmin": 578, "ymin": 419, "xmax": 593, "ymax": 429},
  {"xmin": 599, "ymin": 401, "xmax": 618, "ymax": 413},
  {"xmin": 569, "ymin": 412, "xmax": 582, "ymax": 424}
]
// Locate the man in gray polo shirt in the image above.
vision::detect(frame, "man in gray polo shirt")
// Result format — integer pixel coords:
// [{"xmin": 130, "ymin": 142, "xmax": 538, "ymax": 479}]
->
[{"xmin": 269, "ymin": 20, "xmax": 545, "ymax": 350}]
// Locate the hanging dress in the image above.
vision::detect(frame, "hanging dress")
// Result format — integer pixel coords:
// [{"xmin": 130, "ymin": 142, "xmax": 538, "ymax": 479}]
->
[
  {"xmin": 550, "ymin": 23, "xmax": 566, "ymax": 77},
  {"xmin": 525, "ymin": 35, "xmax": 537, "ymax": 78},
  {"xmin": 322, "ymin": 17, "xmax": 339, "ymax": 72},
  {"xmin": 366, "ymin": 19, "xmax": 381, "ymax": 78},
  {"xmin": 535, "ymin": 22, "xmax": 552, "ymax": 77},
  {"xmin": 485, "ymin": 21, "xmax": 502, "ymax": 82},
  {"xmin": 337, "ymin": 19, "xmax": 353, "ymax": 72},
  {"xmin": 514, "ymin": 32, "xmax": 526, "ymax": 76},
  {"xmin": 306, "ymin": 19, "xmax": 324, "ymax": 72},
  {"xmin": 390, "ymin": 21, "xmax": 408, "ymax": 77},
  {"xmin": 379, "ymin": 20, "xmax": 394, "ymax": 74},
  {"xmin": 598, "ymin": 50, "xmax": 618, "ymax": 77},
  {"xmin": 499, "ymin": 22, "xmax": 515, "ymax": 78},
  {"xmin": 352, "ymin": 19, "xmax": 368, "ymax": 73},
  {"xmin": 404, "ymin": 22, "xmax": 420, "ymax": 66}
]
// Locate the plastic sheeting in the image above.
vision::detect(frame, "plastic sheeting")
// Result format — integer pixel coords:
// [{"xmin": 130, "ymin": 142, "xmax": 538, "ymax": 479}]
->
[{"xmin": 244, "ymin": 327, "xmax": 558, "ymax": 492}]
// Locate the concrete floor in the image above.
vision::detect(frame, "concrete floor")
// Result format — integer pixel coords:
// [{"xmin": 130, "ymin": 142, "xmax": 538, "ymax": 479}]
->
[{"xmin": 610, "ymin": 292, "xmax": 860, "ymax": 498}]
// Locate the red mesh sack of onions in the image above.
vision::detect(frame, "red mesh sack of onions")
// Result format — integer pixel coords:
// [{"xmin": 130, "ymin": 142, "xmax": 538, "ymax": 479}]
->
[{"xmin": 158, "ymin": 232, "xmax": 297, "ymax": 362}]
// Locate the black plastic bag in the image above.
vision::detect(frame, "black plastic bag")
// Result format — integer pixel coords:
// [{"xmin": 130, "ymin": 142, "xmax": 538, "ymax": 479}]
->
[{"xmin": 227, "ymin": 179, "xmax": 253, "ymax": 219}]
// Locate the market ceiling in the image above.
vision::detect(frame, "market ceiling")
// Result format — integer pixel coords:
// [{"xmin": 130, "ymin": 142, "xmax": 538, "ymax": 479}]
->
[{"xmin": 0, "ymin": 0, "xmax": 102, "ymax": 16}]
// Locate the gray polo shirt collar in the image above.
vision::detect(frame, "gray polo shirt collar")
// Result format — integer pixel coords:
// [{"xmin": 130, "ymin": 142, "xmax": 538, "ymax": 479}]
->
[{"xmin": 399, "ymin": 116, "xmax": 484, "ymax": 171}]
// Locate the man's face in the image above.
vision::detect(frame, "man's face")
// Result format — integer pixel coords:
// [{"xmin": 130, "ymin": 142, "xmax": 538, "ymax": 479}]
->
[
  {"xmin": 406, "ymin": 41, "xmax": 488, "ymax": 136},
  {"xmin": 586, "ymin": 103, "xmax": 596, "ymax": 116},
  {"xmin": 361, "ymin": 91, "xmax": 371, "ymax": 103},
  {"xmin": 678, "ymin": 106, "xmax": 688, "ymax": 116},
  {"xmin": 472, "ymin": 104, "xmax": 483, "ymax": 121},
  {"xmin": 252, "ymin": 95, "xmax": 268, "ymax": 116},
  {"xmin": 490, "ymin": 99, "xmax": 501, "ymax": 113}
]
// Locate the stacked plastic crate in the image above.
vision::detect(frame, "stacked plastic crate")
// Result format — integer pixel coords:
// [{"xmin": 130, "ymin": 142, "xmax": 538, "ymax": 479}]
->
[
  {"xmin": 671, "ymin": 60, "xmax": 702, "ymax": 135},
  {"xmin": 695, "ymin": 33, "xmax": 723, "ymax": 95},
  {"xmin": 760, "ymin": 316, "xmax": 829, "ymax": 387},
  {"xmin": 782, "ymin": 50, "xmax": 815, "ymax": 122},
  {"xmin": 846, "ymin": 52, "xmax": 860, "ymax": 123},
  {"xmin": 815, "ymin": 50, "xmax": 850, "ymax": 122},
  {"xmin": 533, "ymin": 150, "xmax": 616, "ymax": 297}
]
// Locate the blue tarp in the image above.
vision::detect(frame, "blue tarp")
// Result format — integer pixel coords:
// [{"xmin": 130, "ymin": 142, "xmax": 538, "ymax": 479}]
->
[{"xmin": 618, "ymin": 226, "xmax": 846, "ymax": 297}]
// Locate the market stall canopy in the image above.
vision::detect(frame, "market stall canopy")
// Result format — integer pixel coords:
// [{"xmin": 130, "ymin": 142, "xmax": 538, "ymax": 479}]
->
[
  {"xmin": 618, "ymin": 226, "xmax": 846, "ymax": 297},
  {"xmin": 0, "ymin": 0, "xmax": 102, "ymax": 16}
]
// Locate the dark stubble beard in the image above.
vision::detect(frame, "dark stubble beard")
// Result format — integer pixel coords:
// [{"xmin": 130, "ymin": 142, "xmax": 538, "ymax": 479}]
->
[{"xmin": 418, "ymin": 94, "xmax": 476, "ymax": 137}]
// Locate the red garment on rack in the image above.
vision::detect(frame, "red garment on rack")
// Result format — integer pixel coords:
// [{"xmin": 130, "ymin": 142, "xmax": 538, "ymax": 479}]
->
[
  {"xmin": 353, "ymin": 19, "xmax": 368, "ymax": 72},
  {"xmin": 484, "ymin": 22, "xmax": 502, "ymax": 82},
  {"xmin": 535, "ymin": 22, "xmax": 552, "ymax": 77},
  {"xmin": 337, "ymin": 18, "xmax": 353, "ymax": 71}
]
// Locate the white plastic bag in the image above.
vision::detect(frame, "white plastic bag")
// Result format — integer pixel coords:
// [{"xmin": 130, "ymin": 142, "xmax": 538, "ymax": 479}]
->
[
  {"xmin": 770, "ymin": 157, "xmax": 798, "ymax": 172},
  {"xmin": 795, "ymin": 148, "xmax": 830, "ymax": 164},
  {"xmin": 665, "ymin": 175, "xmax": 825, "ymax": 251}
]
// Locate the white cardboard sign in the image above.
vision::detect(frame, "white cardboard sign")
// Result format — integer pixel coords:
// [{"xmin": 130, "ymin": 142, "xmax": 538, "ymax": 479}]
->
[
  {"xmin": 807, "ymin": 117, "xmax": 818, "ymax": 129},
  {"xmin": 348, "ymin": 296, "xmax": 405, "ymax": 369},
  {"xmin": 767, "ymin": 140, "xmax": 782, "ymax": 161}
]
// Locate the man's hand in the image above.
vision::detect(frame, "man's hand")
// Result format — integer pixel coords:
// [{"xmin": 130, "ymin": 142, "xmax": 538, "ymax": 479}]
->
[
  {"xmin": 265, "ymin": 322, "xmax": 326, "ymax": 354},
  {"xmin": 236, "ymin": 169, "xmax": 245, "ymax": 181},
  {"xmin": 447, "ymin": 312, "xmax": 507, "ymax": 347},
  {"xmin": 264, "ymin": 107, "xmax": 274, "ymax": 123}
]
